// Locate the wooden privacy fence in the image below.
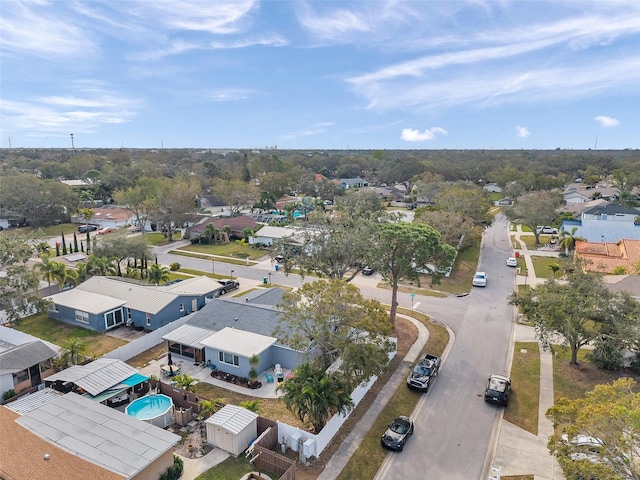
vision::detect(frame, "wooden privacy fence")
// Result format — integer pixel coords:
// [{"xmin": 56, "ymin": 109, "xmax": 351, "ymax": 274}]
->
[{"xmin": 252, "ymin": 445, "xmax": 295, "ymax": 480}]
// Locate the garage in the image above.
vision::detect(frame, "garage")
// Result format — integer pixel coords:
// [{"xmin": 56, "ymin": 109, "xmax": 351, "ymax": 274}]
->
[{"xmin": 205, "ymin": 405, "xmax": 258, "ymax": 457}]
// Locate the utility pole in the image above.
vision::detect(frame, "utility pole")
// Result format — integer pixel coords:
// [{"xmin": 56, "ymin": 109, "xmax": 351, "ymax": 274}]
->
[{"xmin": 70, "ymin": 133, "xmax": 76, "ymax": 155}]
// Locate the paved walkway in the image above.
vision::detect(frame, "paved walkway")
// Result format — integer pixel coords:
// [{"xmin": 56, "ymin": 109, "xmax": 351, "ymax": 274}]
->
[{"xmin": 318, "ymin": 314, "xmax": 432, "ymax": 480}]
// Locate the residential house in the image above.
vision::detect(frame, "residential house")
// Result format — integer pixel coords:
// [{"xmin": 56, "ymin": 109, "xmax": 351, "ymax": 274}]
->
[
  {"xmin": 562, "ymin": 187, "xmax": 591, "ymax": 205},
  {"xmin": 47, "ymin": 276, "xmax": 223, "ymax": 332},
  {"xmin": 45, "ymin": 358, "xmax": 148, "ymax": 406},
  {"xmin": 483, "ymin": 183, "xmax": 503, "ymax": 193},
  {"xmin": 184, "ymin": 215, "xmax": 258, "ymax": 240},
  {"xmin": 0, "ymin": 340, "xmax": 57, "ymax": 394},
  {"xmin": 336, "ymin": 177, "xmax": 370, "ymax": 189},
  {"xmin": 162, "ymin": 288, "xmax": 310, "ymax": 378},
  {"xmin": 575, "ymin": 239, "xmax": 640, "ymax": 275},
  {"xmin": 248, "ymin": 225, "xmax": 304, "ymax": 247},
  {"xmin": 71, "ymin": 205, "xmax": 137, "ymax": 230},
  {"xmin": 602, "ymin": 275, "xmax": 640, "ymax": 301},
  {"xmin": 559, "ymin": 203, "xmax": 640, "ymax": 243},
  {"xmin": 2, "ymin": 390, "xmax": 179, "ymax": 480}
]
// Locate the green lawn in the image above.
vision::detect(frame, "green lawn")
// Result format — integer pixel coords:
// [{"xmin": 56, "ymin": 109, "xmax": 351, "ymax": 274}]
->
[
  {"xmin": 504, "ymin": 342, "xmax": 540, "ymax": 435},
  {"xmin": 517, "ymin": 234, "xmax": 555, "ymax": 250},
  {"xmin": 530, "ymin": 256, "xmax": 562, "ymax": 279},
  {"xmin": 13, "ymin": 313, "xmax": 126, "ymax": 356},
  {"xmin": 337, "ymin": 310, "xmax": 449, "ymax": 480},
  {"xmin": 179, "ymin": 242, "xmax": 266, "ymax": 261},
  {"xmin": 168, "ymin": 250, "xmax": 258, "ymax": 267},
  {"xmin": 145, "ymin": 231, "xmax": 182, "ymax": 245},
  {"xmin": 31, "ymin": 223, "xmax": 78, "ymax": 236},
  {"xmin": 195, "ymin": 455, "xmax": 276, "ymax": 480}
]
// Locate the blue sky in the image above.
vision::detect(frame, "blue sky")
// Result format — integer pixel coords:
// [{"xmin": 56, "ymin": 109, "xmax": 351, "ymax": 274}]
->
[{"xmin": 1, "ymin": 1, "xmax": 639, "ymax": 150}]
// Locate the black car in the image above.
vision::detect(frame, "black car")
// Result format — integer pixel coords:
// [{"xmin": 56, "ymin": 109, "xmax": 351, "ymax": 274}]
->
[
  {"xmin": 78, "ymin": 224, "xmax": 98, "ymax": 233},
  {"xmin": 381, "ymin": 415, "xmax": 414, "ymax": 451},
  {"xmin": 362, "ymin": 266, "xmax": 374, "ymax": 276},
  {"xmin": 484, "ymin": 374, "xmax": 511, "ymax": 406}
]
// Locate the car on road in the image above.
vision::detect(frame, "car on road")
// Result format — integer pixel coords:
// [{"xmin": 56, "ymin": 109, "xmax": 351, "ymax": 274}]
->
[
  {"xmin": 536, "ymin": 226, "xmax": 558, "ymax": 235},
  {"xmin": 506, "ymin": 257, "xmax": 518, "ymax": 267},
  {"xmin": 217, "ymin": 279, "xmax": 240, "ymax": 294},
  {"xmin": 472, "ymin": 271, "xmax": 487, "ymax": 287},
  {"xmin": 97, "ymin": 227, "xmax": 115, "ymax": 235},
  {"xmin": 484, "ymin": 374, "xmax": 511, "ymax": 406},
  {"xmin": 381, "ymin": 415, "xmax": 414, "ymax": 452},
  {"xmin": 78, "ymin": 224, "xmax": 98, "ymax": 233},
  {"xmin": 362, "ymin": 266, "xmax": 374, "ymax": 275}
]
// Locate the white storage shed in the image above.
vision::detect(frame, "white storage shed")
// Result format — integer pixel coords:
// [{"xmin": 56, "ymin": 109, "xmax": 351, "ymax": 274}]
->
[{"xmin": 205, "ymin": 405, "xmax": 259, "ymax": 456}]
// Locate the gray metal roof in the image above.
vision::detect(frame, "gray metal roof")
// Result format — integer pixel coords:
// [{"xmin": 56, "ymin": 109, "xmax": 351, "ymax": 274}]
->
[
  {"xmin": 161, "ymin": 324, "xmax": 215, "ymax": 348},
  {"xmin": 16, "ymin": 392, "xmax": 180, "ymax": 479},
  {"xmin": 47, "ymin": 288, "xmax": 127, "ymax": 315},
  {"xmin": 159, "ymin": 276, "xmax": 222, "ymax": 295},
  {"xmin": 45, "ymin": 359, "xmax": 138, "ymax": 396},
  {"xmin": 5, "ymin": 387, "xmax": 64, "ymax": 415},
  {"xmin": 0, "ymin": 341, "xmax": 57, "ymax": 375}
]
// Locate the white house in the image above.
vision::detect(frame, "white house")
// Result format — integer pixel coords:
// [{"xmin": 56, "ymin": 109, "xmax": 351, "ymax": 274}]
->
[{"xmin": 249, "ymin": 225, "xmax": 304, "ymax": 246}]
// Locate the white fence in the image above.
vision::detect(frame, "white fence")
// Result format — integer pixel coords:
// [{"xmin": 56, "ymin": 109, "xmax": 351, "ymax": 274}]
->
[
  {"xmin": 102, "ymin": 315, "xmax": 192, "ymax": 361},
  {"xmin": 277, "ymin": 347, "xmax": 397, "ymax": 460}
]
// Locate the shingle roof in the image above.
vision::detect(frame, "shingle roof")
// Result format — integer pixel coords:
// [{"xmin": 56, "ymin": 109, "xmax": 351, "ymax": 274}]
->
[
  {"xmin": 0, "ymin": 341, "xmax": 57, "ymax": 375},
  {"xmin": 15, "ymin": 392, "xmax": 180, "ymax": 479},
  {"xmin": 583, "ymin": 203, "xmax": 640, "ymax": 216},
  {"xmin": 0, "ymin": 405, "xmax": 124, "ymax": 480},
  {"xmin": 45, "ymin": 358, "xmax": 138, "ymax": 396}
]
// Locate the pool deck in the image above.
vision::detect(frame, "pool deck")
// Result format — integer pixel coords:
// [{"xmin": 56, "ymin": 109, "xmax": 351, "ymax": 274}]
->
[{"xmin": 139, "ymin": 354, "xmax": 290, "ymax": 399}]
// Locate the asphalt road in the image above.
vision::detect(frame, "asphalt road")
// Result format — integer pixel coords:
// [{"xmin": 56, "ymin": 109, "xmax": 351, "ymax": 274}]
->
[
  {"xmin": 375, "ymin": 214, "xmax": 516, "ymax": 480},
  {"xmin": 154, "ymin": 215, "xmax": 516, "ymax": 479}
]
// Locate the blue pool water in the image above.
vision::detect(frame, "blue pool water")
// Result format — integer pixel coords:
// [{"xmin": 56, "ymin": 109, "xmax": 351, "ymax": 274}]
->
[{"xmin": 126, "ymin": 394, "xmax": 173, "ymax": 420}]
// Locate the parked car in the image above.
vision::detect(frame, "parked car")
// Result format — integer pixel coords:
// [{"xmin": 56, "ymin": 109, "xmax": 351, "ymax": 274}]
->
[
  {"xmin": 381, "ymin": 415, "xmax": 414, "ymax": 451},
  {"xmin": 217, "ymin": 279, "xmax": 240, "ymax": 294},
  {"xmin": 362, "ymin": 266, "xmax": 374, "ymax": 276},
  {"xmin": 78, "ymin": 224, "xmax": 98, "ymax": 233},
  {"xmin": 97, "ymin": 227, "xmax": 115, "ymax": 235},
  {"xmin": 472, "ymin": 271, "xmax": 487, "ymax": 287},
  {"xmin": 506, "ymin": 257, "xmax": 518, "ymax": 267},
  {"xmin": 484, "ymin": 374, "xmax": 511, "ymax": 406},
  {"xmin": 536, "ymin": 226, "xmax": 558, "ymax": 235}
]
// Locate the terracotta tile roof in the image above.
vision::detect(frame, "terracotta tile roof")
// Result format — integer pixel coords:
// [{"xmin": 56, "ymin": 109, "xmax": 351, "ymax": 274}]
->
[
  {"xmin": 575, "ymin": 239, "xmax": 640, "ymax": 274},
  {"xmin": 0, "ymin": 407, "xmax": 124, "ymax": 480}
]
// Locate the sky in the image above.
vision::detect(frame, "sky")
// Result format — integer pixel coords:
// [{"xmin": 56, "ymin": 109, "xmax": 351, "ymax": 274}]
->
[{"xmin": 1, "ymin": 1, "xmax": 639, "ymax": 151}]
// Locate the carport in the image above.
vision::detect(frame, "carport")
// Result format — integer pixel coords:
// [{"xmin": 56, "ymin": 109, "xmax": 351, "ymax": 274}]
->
[{"xmin": 205, "ymin": 404, "xmax": 258, "ymax": 457}]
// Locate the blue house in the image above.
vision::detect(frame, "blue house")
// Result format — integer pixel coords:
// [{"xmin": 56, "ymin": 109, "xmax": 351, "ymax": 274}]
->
[
  {"xmin": 162, "ymin": 288, "xmax": 311, "ymax": 378},
  {"xmin": 47, "ymin": 276, "xmax": 223, "ymax": 332}
]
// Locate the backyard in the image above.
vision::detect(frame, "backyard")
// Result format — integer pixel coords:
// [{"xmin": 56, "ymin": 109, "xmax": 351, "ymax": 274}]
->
[{"xmin": 12, "ymin": 313, "xmax": 126, "ymax": 356}]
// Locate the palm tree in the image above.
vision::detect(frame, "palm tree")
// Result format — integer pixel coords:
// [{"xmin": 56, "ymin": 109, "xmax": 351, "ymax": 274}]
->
[
  {"xmin": 78, "ymin": 207, "xmax": 95, "ymax": 232},
  {"xmin": 558, "ymin": 226, "xmax": 585, "ymax": 255},
  {"xmin": 123, "ymin": 266, "xmax": 141, "ymax": 279},
  {"xmin": 240, "ymin": 399, "xmax": 261, "ymax": 413},
  {"xmin": 60, "ymin": 337, "xmax": 86, "ymax": 367},
  {"xmin": 87, "ymin": 255, "xmax": 118, "ymax": 276},
  {"xmin": 203, "ymin": 223, "xmax": 215, "ymax": 245},
  {"xmin": 199, "ymin": 398, "xmax": 223, "ymax": 418},
  {"xmin": 172, "ymin": 374, "xmax": 199, "ymax": 392},
  {"xmin": 148, "ymin": 264, "xmax": 170, "ymax": 284},
  {"xmin": 37, "ymin": 255, "xmax": 59, "ymax": 291},
  {"xmin": 76, "ymin": 262, "xmax": 87, "ymax": 281},
  {"xmin": 222, "ymin": 225, "xmax": 232, "ymax": 244},
  {"xmin": 277, "ymin": 362, "xmax": 354, "ymax": 433}
]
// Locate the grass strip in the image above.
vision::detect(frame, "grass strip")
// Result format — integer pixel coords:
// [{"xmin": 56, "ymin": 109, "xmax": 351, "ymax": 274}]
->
[
  {"xmin": 503, "ymin": 342, "xmax": 540, "ymax": 435},
  {"xmin": 337, "ymin": 310, "xmax": 449, "ymax": 480}
]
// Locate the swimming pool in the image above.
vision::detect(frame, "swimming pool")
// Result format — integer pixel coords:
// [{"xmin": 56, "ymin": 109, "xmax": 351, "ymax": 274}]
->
[{"xmin": 126, "ymin": 394, "xmax": 174, "ymax": 428}]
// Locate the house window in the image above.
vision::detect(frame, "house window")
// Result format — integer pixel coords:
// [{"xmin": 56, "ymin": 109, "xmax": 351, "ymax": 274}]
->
[
  {"xmin": 127, "ymin": 308, "xmax": 131, "ymax": 321},
  {"xmin": 104, "ymin": 309, "xmax": 124, "ymax": 329},
  {"xmin": 218, "ymin": 351, "xmax": 239, "ymax": 366},
  {"xmin": 39, "ymin": 359, "xmax": 52, "ymax": 372},
  {"xmin": 49, "ymin": 304, "xmax": 59, "ymax": 313},
  {"xmin": 146, "ymin": 313, "xmax": 151, "ymax": 327},
  {"xmin": 179, "ymin": 303, "xmax": 184, "ymax": 312},
  {"xmin": 75, "ymin": 310, "xmax": 89, "ymax": 324},
  {"xmin": 13, "ymin": 369, "xmax": 29, "ymax": 386}
]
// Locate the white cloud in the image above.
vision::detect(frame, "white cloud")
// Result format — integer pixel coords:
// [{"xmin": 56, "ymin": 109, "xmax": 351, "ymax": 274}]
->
[
  {"xmin": 401, "ymin": 127, "xmax": 447, "ymax": 142},
  {"xmin": 206, "ymin": 88, "xmax": 258, "ymax": 102},
  {"xmin": 281, "ymin": 122, "xmax": 334, "ymax": 140},
  {"xmin": 516, "ymin": 126, "xmax": 530, "ymax": 138},
  {"xmin": 594, "ymin": 115, "xmax": 620, "ymax": 127}
]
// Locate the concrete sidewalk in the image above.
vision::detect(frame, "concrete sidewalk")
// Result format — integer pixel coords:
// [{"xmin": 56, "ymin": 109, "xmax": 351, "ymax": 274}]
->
[{"xmin": 317, "ymin": 314, "xmax": 430, "ymax": 480}]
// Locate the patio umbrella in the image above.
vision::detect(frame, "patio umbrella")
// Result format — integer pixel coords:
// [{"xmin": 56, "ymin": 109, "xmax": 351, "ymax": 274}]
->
[{"xmin": 167, "ymin": 352, "xmax": 173, "ymax": 366}]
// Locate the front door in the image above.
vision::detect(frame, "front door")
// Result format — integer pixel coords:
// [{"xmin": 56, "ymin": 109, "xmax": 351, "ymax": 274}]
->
[{"xmin": 29, "ymin": 364, "xmax": 41, "ymax": 387}]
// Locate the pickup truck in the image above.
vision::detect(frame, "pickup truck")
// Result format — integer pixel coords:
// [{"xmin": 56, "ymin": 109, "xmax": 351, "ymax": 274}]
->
[
  {"xmin": 407, "ymin": 353, "xmax": 440, "ymax": 392},
  {"xmin": 217, "ymin": 279, "xmax": 240, "ymax": 295}
]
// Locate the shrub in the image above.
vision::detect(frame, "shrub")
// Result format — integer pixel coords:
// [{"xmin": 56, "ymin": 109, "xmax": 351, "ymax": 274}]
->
[
  {"xmin": 2, "ymin": 389, "xmax": 16, "ymax": 403},
  {"xmin": 159, "ymin": 455, "xmax": 183, "ymax": 480},
  {"xmin": 169, "ymin": 262, "xmax": 181, "ymax": 271},
  {"xmin": 612, "ymin": 265, "xmax": 627, "ymax": 275}
]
